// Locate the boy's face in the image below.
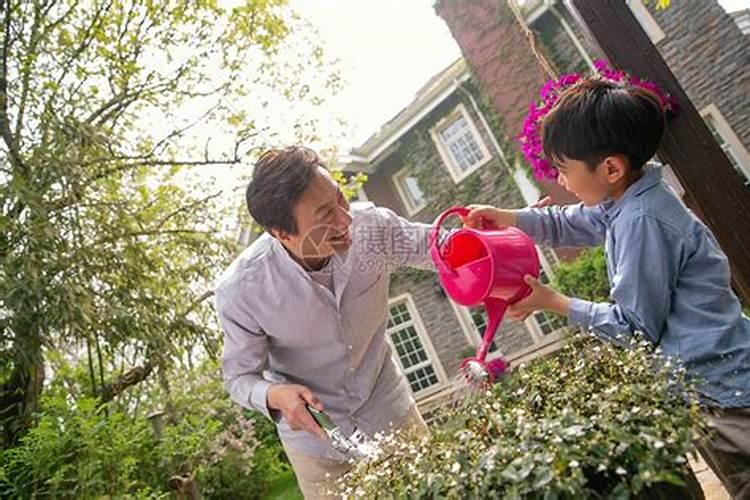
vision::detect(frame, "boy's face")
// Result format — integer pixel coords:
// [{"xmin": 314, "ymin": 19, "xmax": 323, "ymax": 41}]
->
[{"xmin": 554, "ymin": 156, "xmax": 627, "ymax": 206}]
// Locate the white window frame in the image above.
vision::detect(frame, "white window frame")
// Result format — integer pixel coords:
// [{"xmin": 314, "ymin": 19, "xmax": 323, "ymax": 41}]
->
[
  {"xmin": 512, "ymin": 164, "xmax": 542, "ymax": 206},
  {"xmin": 449, "ymin": 246, "xmax": 566, "ymax": 362},
  {"xmin": 386, "ymin": 294, "xmax": 447, "ymax": 398},
  {"xmin": 391, "ymin": 166, "xmax": 427, "ymax": 216},
  {"xmin": 700, "ymin": 103, "xmax": 750, "ymax": 184},
  {"xmin": 430, "ymin": 103, "xmax": 492, "ymax": 184},
  {"xmin": 626, "ymin": 0, "xmax": 666, "ymax": 44}
]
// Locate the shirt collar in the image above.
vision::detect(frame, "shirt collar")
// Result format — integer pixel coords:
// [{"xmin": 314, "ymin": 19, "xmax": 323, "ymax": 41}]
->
[{"xmin": 600, "ymin": 165, "xmax": 662, "ymax": 221}]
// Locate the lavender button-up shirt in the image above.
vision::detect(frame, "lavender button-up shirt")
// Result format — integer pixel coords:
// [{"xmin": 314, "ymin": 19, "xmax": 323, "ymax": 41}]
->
[{"xmin": 215, "ymin": 202, "xmax": 436, "ymax": 458}]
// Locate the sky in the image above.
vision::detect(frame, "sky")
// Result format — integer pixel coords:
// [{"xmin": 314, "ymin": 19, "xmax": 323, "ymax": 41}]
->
[{"xmin": 290, "ymin": 0, "xmax": 749, "ymax": 151}]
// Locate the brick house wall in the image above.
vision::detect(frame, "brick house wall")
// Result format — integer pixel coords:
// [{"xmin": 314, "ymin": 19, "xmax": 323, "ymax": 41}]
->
[
  {"xmin": 344, "ymin": 0, "xmax": 749, "ymax": 410},
  {"xmin": 437, "ymin": 0, "xmax": 750, "ymax": 188},
  {"xmin": 349, "ymin": 75, "xmax": 568, "ymax": 409}
]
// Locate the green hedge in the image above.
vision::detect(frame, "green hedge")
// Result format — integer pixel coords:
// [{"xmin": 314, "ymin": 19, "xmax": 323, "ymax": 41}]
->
[
  {"xmin": 339, "ymin": 335, "xmax": 704, "ymax": 499},
  {"xmin": 553, "ymin": 247, "xmax": 610, "ymax": 303}
]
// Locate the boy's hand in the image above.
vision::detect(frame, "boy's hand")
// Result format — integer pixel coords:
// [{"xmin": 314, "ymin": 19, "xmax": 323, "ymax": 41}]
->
[
  {"xmin": 462, "ymin": 197, "xmax": 552, "ymax": 229},
  {"xmin": 508, "ymin": 275, "xmax": 571, "ymax": 321},
  {"xmin": 462, "ymin": 205, "xmax": 517, "ymax": 229}
]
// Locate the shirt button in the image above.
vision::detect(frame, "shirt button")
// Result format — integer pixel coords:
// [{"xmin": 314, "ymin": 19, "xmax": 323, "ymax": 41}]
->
[
  {"xmin": 350, "ymin": 367, "xmax": 355, "ymax": 372},
  {"xmin": 348, "ymin": 345, "xmax": 353, "ymax": 350}
]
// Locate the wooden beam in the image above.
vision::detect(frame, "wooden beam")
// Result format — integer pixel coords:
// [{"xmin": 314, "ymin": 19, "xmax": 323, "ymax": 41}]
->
[{"xmin": 566, "ymin": 0, "xmax": 750, "ymax": 305}]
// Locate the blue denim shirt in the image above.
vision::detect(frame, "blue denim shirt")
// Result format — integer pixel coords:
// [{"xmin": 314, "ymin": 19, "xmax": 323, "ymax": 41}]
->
[{"xmin": 517, "ymin": 167, "xmax": 750, "ymax": 408}]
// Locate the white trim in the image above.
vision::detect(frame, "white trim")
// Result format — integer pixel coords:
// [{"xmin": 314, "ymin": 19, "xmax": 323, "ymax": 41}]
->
[
  {"xmin": 341, "ymin": 62, "xmax": 472, "ymax": 170},
  {"xmin": 386, "ymin": 293, "xmax": 448, "ymax": 398},
  {"xmin": 391, "ymin": 166, "xmax": 427, "ymax": 216},
  {"xmin": 626, "ymin": 0, "xmax": 666, "ymax": 44},
  {"xmin": 513, "ymin": 166, "xmax": 542, "ymax": 206},
  {"xmin": 549, "ymin": 4, "xmax": 595, "ymax": 71},
  {"xmin": 700, "ymin": 103, "xmax": 750, "ymax": 183},
  {"xmin": 524, "ymin": 247, "xmax": 568, "ymax": 342},
  {"xmin": 430, "ymin": 103, "xmax": 492, "ymax": 183}
]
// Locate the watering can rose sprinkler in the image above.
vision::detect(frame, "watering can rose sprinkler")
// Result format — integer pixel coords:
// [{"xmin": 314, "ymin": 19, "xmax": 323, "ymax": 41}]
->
[{"xmin": 430, "ymin": 206, "xmax": 540, "ymax": 388}]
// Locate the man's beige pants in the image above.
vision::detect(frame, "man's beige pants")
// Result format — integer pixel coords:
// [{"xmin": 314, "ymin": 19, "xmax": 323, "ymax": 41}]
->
[
  {"xmin": 695, "ymin": 407, "xmax": 750, "ymax": 500},
  {"xmin": 282, "ymin": 406, "xmax": 428, "ymax": 499}
]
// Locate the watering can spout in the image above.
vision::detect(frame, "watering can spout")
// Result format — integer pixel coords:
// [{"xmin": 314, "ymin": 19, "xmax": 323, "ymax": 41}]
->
[{"xmin": 475, "ymin": 297, "xmax": 508, "ymax": 361}]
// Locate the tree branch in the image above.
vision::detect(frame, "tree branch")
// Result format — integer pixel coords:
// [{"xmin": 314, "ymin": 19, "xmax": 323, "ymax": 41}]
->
[
  {"xmin": 97, "ymin": 290, "xmax": 215, "ymax": 404},
  {"xmin": 0, "ymin": 0, "xmax": 23, "ymax": 171}
]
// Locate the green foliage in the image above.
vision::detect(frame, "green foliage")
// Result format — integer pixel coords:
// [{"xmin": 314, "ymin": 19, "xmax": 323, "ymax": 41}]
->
[
  {"xmin": 0, "ymin": 360, "xmax": 292, "ymax": 498},
  {"xmin": 553, "ymin": 247, "xmax": 611, "ymax": 303},
  {"xmin": 644, "ymin": 0, "xmax": 672, "ymax": 10},
  {"xmin": 339, "ymin": 334, "xmax": 704, "ymax": 498},
  {"xmin": 1, "ymin": 0, "xmax": 342, "ymax": 449}
]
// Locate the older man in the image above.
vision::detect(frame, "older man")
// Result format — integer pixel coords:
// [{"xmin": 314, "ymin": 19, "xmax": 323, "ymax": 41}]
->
[{"xmin": 215, "ymin": 146, "xmax": 435, "ymax": 498}]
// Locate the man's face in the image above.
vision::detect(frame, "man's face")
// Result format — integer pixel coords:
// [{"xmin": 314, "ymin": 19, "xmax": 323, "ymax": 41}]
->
[
  {"xmin": 554, "ymin": 156, "xmax": 612, "ymax": 206},
  {"xmin": 279, "ymin": 167, "xmax": 353, "ymax": 261}
]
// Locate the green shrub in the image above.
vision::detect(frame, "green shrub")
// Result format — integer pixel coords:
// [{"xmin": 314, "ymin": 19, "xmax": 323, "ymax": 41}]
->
[
  {"xmin": 339, "ymin": 334, "xmax": 704, "ymax": 499},
  {"xmin": 553, "ymin": 247, "xmax": 610, "ymax": 303},
  {"xmin": 0, "ymin": 363, "xmax": 293, "ymax": 499}
]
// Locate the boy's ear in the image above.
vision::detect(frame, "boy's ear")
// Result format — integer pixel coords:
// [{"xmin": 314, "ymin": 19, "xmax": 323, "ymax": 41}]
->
[{"xmin": 602, "ymin": 155, "xmax": 628, "ymax": 183}]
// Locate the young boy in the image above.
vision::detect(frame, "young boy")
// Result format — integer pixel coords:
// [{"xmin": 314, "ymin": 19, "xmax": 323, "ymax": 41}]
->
[{"xmin": 464, "ymin": 78, "xmax": 750, "ymax": 498}]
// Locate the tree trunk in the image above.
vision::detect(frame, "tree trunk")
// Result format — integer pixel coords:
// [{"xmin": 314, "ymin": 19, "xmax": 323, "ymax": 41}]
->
[{"xmin": 0, "ymin": 339, "xmax": 44, "ymax": 448}]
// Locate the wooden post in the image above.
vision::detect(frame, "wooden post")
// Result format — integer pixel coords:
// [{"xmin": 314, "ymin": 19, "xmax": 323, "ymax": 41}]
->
[{"xmin": 566, "ymin": 0, "xmax": 750, "ymax": 305}]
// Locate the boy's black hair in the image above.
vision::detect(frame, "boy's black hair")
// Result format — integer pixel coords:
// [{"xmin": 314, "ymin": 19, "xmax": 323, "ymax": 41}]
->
[
  {"xmin": 246, "ymin": 146, "xmax": 323, "ymax": 235},
  {"xmin": 541, "ymin": 77, "xmax": 666, "ymax": 170}
]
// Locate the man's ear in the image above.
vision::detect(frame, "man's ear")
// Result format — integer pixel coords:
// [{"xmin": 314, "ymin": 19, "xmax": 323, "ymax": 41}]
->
[
  {"xmin": 270, "ymin": 227, "xmax": 289, "ymax": 242},
  {"xmin": 603, "ymin": 155, "xmax": 628, "ymax": 183}
]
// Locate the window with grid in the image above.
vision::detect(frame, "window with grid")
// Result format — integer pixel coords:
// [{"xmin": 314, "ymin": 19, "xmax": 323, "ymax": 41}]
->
[
  {"xmin": 387, "ymin": 300, "xmax": 441, "ymax": 394},
  {"xmin": 704, "ymin": 114, "xmax": 750, "ymax": 186},
  {"xmin": 532, "ymin": 267, "xmax": 567, "ymax": 335},
  {"xmin": 438, "ymin": 114, "xmax": 486, "ymax": 173}
]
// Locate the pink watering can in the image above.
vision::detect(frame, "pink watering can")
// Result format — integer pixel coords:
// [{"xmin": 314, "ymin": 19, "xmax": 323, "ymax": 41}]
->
[{"xmin": 430, "ymin": 206, "xmax": 540, "ymax": 387}]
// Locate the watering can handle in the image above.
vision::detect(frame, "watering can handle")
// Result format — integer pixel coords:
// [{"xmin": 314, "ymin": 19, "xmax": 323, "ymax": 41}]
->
[{"xmin": 429, "ymin": 206, "xmax": 471, "ymax": 272}]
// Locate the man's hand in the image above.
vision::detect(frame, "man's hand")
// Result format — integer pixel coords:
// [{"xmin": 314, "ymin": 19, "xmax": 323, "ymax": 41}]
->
[
  {"xmin": 507, "ymin": 275, "xmax": 571, "ymax": 321},
  {"xmin": 267, "ymin": 384, "xmax": 327, "ymax": 438},
  {"xmin": 462, "ymin": 197, "xmax": 552, "ymax": 229}
]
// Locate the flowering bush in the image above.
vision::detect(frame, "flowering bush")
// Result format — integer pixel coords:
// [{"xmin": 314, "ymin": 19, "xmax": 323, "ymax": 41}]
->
[
  {"xmin": 518, "ymin": 61, "xmax": 678, "ymax": 180},
  {"xmin": 339, "ymin": 334, "xmax": 704, "ymax": 499}
]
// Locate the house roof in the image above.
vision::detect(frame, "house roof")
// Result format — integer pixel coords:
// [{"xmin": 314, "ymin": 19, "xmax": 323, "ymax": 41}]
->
[{"xmin": 338, "ymin": 57, "xmax": 470, "ymax": 173}]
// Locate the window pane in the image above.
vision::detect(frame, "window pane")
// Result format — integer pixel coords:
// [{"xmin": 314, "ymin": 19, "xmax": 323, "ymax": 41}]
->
[
  {"xmin": 400, "ymin": 174, "xmax": 425, "ymax": 208},
  {"xmin": 533, "ymin": 311, "xmax": 566, "ymax": 335},
  {"xmin": 439, "ymin": 115, "xmax": 485, "ymax": 173},
  {"xmin": 390, "ymin": 325, "xmax": 428, "ymax": 369},
  {"xmin": 388, "ymin": 300, "xmax": 440, "ymax": 394},
  {"xmin": 406, "ymin": 365, "xmax": 438, "ymax": 393}
]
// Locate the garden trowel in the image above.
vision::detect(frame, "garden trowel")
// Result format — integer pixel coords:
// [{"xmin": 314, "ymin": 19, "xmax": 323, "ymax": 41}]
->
[{"xmin": 306, "ymin": 405, "xmax": 381, "ymax": 461}]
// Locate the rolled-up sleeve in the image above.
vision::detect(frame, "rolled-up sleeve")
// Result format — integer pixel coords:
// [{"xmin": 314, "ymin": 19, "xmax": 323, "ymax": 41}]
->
[
  {"xmin": 516, "ymin": 203, "xmax": 607, "ymax": 247},
  {"xmin": 567, "ymin": 215, "xmax": 682, "ymax": 345},
  {"xmin": 216, "ymin": 288, "xmax": 275, "ymax": 420}
]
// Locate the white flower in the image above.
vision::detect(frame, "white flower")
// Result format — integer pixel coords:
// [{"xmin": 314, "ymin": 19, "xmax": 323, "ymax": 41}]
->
[
  {"xmin": 569, "ymin": 460, "xmax": 580, "ymax": 468},
  {"xmin": 616, "ymin": 467, "xmax": 627, "ymax": 475}
]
